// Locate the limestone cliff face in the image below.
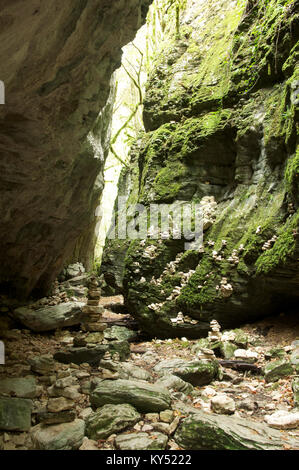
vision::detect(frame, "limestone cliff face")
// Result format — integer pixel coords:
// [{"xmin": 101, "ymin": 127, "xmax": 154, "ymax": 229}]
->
[
  {"xmin": 102, "ymin": 0, "xmax": 299, "ymax": 337},
  {"xmin": 0, "ymin": 0, "xmax": 151, "ymax": 298}
]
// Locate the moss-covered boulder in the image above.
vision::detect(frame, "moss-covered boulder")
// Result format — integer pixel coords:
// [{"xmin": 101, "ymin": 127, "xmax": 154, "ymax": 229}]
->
[
  {"xmin": 264, "ymin": 359, "xmax": 294, "ymax": 383},
  {"xmin": 220, "ymin": 342, "xmax": 238, "ymax": 360},
  {"xmin": 154, "ymin": 358, "xmax": 219, "ymax": 386},
  {"xmin": 90, "ymin": 379, "xmax": 172, "ymax": 413},
  {"xmin": 174, "ymin": 410, "xmax": 298, "ymax": 450},
  {"xmin": 104, "ymin": 325, "xmax": 138, "ymax": 342},
  {"xmin": 86, "ymin": 404, "xmax": 141, "ymax": 440},
  {"xmin": 155, "ymin": 374, "xmax": 194, "ymax": 395}
]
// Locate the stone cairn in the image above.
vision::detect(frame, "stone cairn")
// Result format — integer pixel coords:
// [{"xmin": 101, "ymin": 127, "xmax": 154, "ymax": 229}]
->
[
  {"xmin": 208, "ymin": 319, "xmax": 222, "ymax": 342},
  {"xmin": 197, "ymin": 320, "xmax": 222, "ymax": 361},
  {"xmin": 81, "ymin": 276, "xmax": 107, "ymax": 333}
]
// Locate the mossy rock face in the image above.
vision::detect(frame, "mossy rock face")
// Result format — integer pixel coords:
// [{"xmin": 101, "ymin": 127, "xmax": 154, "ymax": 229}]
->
[
  {"xmin": 101, "ymin": 0, "xmax": 299, "ymax": 338},
  {"xmin": 174, "ymin": 410, "xmax": 296, "ymax": 450},
  {"xmin": 264, "ymin": 359, "xmax": 294, "ymax": 383},
  {"xmin": 86, "ymin": 404, "xmax": 141, "ymax": 440}
]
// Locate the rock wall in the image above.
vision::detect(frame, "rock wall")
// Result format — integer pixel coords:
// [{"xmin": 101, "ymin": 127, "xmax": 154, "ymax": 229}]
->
[
  {"xmin": 102, "ymin": 0, "xmax": 299, "ymax": 337},
  {"xmin": 0, "ymin": 0, "xmax": 152, "ymax": 298}
]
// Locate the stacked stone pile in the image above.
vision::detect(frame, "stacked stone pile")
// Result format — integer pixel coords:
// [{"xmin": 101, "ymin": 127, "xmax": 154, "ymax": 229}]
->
[{"xmin": 81, "ymin": 277, "xmax": 107, "ymax": 334}]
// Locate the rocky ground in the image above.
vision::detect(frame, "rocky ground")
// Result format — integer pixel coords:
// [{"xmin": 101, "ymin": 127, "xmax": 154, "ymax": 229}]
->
[{"xmin": 0, "ymin": 279, "xmax": 298, "ymax": 451}]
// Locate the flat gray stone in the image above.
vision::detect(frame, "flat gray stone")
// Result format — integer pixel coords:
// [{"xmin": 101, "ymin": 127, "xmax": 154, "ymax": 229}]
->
[
  {"xmin": 31, "ymin": 419, "xmax": 85, "ymax": 450},
  {"xmin": 13, "ymin": 302, "xmax": 85, "ymax": 332},
  {"xmin": 90, "ymin": 379, "xmax": 171, "ymax": 413},
  {"xmin": 0, "ymin": 377, "xmax": 37, "ymax": 398},
  {"xmin": 0, "ymin": 397, "xmax": 32, "ymax": 431},
  {"xmin": 37, "ymin": 410, "xmax": 76, "ymax": 425},
  {"xmin": 115, "ymin": 432, "xmax": 168, "ymax": 450}
]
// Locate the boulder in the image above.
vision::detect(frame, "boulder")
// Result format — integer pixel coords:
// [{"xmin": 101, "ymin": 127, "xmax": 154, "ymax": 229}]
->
[
  {"xmin": 0, "ymin": 377, "xmax": 37, "ymax": 399},
  {"xmin": 233, "ymin": 329, "xmax": 248, "ymax": 348},
  {"xmin": 160, "ymin": 410, "xmax": 174, "ymax": 423},
  {"xmin": 64, "ymin": 263, "xmax": 85, "ymax": 280},
  {"xmin": 31, "ymin": 419, "xmax": 85, "ymax": 450},
  {"xmin": 154, "ymin": 359, "xmax": 219, "ymax": 386},
  {"xmin": 155, "ymin": 374, "xmax": 194, "ymax": 394},
  {"xmin": 220, "ymin": 342, "xmax": 238, "ymax": 359},
  {"xmin": 174, "ymin": 410, "xmax": 298, "ymax": 450},
  {"xmin": 13, "ymin": 302, "xmax": 85, "ymax": 332},
  {"xmin": 54, "ymin": 340, "xmax": 130, "ymax": 364},
  {"xmin": 86, "ymin": 404, "xmax": 140, "ymax": 439},
  {"xmin": 99, "ymin": 359, "xmax": 152, "ymax": 381},
  {"xmin": 264, "ymin": 360, "xmax": 294, "ymax": 383},
  {"xmin": 0, "ymin": 398, "xmax": 32, "ymax": 432},
  {"xmin": 104, "ymin": 325, "xmax": 138, "ymax": 342},
  {"xmin": 115, "ymin": 432, "xmax": 168, "ymax": 450},
  {"xmin": 90, "ymin": 379, "xmax": 171, "ymax": 413}
]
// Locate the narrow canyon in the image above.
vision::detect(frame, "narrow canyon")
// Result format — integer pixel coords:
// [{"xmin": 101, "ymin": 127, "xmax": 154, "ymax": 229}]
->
[{"xmin": 0, "ymin": 0, "xmax": 298, "ymax": 452}]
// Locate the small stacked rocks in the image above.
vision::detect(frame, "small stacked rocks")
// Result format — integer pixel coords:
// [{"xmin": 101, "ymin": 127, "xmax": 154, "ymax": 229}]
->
[
  {"xmin": 208, "ymin": 319, "xmax": 222, "ymax": 342},
  {"xmin": 81, "ymin": 276, "xmax": 107, "ymax": 333},
  {"xmin": 197, "ymin": 348, "xmax": 216, "ymax": 361}
]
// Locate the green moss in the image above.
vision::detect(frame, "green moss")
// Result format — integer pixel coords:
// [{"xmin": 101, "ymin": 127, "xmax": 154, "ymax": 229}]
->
[
  {"xmin": 285, "ymin": 146, "xmax": 299, "ymax": 194},
  {"xmin": 153, "ymin": 161, "xmax": 187, "ymax": 201},
  {"xmin": 255, "ymin": 212, "xmax": 298, "ymax": 274},
  {"xmin": 177, "ymin": 256, "xmax": 218, "ymax": 309},
  {"xmin": 263, "ymin": 81, "xmax": 296, "ymax": 153}
]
